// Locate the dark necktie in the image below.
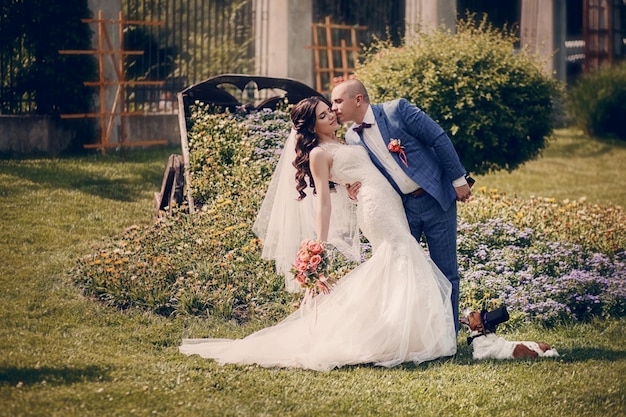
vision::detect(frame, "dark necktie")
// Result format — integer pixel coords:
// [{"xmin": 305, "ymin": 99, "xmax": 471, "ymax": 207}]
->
[{"xmin": 353, "ymin": 122, "xmax": 372, "ymax": 134}]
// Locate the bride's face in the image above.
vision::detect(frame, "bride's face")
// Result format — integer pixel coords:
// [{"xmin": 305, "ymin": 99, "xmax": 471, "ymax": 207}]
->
[{"xmin": 314, "ymin": 101, "xmax": 339, "ymax": 137}]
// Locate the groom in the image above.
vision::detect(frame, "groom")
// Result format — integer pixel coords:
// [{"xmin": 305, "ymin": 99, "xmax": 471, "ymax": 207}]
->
[{"xmin": 331, "ymin": 79, "xmax": 471, "ymax": 334}]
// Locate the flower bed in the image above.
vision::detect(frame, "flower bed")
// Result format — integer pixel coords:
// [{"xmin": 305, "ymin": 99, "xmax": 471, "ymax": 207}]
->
[{"xmin": 72, "ymin": 105, "xmax": 626, "ymax": 325}]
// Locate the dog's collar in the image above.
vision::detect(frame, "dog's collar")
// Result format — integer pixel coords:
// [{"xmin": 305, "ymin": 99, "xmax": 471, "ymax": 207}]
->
[
  {"xmin": 467, "ymin": 334, "xmax": 484, "ymax": 345},
  {"xmin": 467, "ymin": 331, "xmax": 491, "ymax": 345}
]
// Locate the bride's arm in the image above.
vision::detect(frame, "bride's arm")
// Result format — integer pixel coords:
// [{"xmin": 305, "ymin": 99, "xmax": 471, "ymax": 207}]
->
[{"xmin": 309, "ymin": 147, "xmax": 333, "ymax": 242}]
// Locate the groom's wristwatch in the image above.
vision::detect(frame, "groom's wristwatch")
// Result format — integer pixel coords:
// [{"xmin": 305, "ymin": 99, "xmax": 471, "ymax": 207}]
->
[{"xmin": 465, "ymin": 175, "xmax": 475, "ymax": 188}]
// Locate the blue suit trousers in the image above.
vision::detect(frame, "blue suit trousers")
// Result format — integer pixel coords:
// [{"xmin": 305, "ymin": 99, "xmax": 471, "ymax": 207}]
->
[{"xmin": 402, "ymin": 192, "xmax": 460, "ymax": 334}]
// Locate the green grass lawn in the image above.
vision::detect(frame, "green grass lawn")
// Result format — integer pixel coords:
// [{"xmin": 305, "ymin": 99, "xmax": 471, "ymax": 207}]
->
[
  {"xmin": 475, "ymin": 128, "xmax": 626, "ymax": 208},
  {"xmin": 1, "ymin": 132, "xmax": 625, "ymax": 417}
]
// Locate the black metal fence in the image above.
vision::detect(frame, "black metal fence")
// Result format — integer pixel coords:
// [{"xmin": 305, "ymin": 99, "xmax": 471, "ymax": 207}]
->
[
  {"xmin": 314, "ymin": 0, "xmax": 406, "ymax": 46},
  {"xmin": 1, "ymin": 0, "xmax": 407, "ymax": 115},
  {"xmin": 122, "ymin": 0, "xmax": 255, "ymax": 112}
]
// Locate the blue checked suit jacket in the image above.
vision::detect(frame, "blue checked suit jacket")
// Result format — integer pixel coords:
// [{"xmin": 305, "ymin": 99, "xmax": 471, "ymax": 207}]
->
[{"xmin": 346, "ymin": 98, "xmax": 466, "ymax": 212}]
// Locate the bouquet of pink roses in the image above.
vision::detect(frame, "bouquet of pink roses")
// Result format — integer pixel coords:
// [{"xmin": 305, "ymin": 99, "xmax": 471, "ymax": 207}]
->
[{"xmin": 291, "ymin": 239, "xmax": 337, "ymax": 296}]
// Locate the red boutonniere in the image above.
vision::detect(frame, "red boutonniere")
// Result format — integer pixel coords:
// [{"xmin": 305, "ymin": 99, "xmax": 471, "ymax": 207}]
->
[{"xmin": 387, "ymin": 139, "xmax": 408, "ymax": 168}]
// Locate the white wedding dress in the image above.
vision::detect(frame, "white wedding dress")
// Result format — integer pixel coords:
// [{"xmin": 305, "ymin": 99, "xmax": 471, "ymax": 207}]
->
[{"xmin": 180, "ymin": 143, "xmax": 457, "ymax": 371}]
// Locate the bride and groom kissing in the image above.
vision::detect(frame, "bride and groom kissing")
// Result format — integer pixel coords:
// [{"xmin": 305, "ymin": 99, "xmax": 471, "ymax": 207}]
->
[{"xmin": 180, "ymin": 79, "xmax": 473, "ymax": 371}]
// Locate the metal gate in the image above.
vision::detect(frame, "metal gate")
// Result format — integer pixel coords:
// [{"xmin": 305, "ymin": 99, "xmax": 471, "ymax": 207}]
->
[{"xmin": 122, "ymin": 0, "xmax": 255, "ymax": 112}]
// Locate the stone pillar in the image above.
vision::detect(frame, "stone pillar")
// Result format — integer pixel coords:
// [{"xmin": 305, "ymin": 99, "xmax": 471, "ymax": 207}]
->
[
  {"xmin": 405, "ymin": 0, "xmax": 457, "ymax": 38},
  {"xmin": 87, "ymin": 0, "xmax": 122, "ymax": 143},
  {"xmin": 521, "ymin": 0, "xmax": 567, "ymax": 81},
  {"xmin": 254, "ymin": 0, "xmax": 314, "ymax": 87}
]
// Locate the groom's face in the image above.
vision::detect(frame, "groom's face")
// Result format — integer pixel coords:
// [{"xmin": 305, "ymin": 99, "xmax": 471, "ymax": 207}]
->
[{"xmin": 331, "ymin": 84, "xmax": 360, "ymax": 124}]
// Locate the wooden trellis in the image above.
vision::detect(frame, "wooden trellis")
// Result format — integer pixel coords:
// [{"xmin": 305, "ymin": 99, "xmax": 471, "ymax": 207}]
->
[
  {"xmin": 59, "ymin": 10, "xmax": 168, "ymax": 154},
  {"xmin": 309, "ymin": 16, "xmax": 367, "ymax": 94}
]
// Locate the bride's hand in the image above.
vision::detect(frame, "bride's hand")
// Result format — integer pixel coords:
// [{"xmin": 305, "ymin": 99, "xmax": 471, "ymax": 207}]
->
[{"xmin": 346, "ymin": 182, "xmax": 361, "ymax": 201}]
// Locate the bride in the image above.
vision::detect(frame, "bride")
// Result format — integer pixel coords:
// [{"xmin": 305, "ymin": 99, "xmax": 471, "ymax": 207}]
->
[{"xmin": 179, "ymin": 96, "xmax": 457, "ymax": 371}]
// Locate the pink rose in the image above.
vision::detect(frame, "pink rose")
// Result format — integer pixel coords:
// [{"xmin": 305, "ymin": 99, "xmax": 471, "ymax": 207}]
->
[
  {"xmin": 308, "ymin": 241, "xmax": 323, "ymax": 255},
  {"xmin": 297, "ymin": 250, "xmax": 310, "ymax": 263},
  {"xmin": 309, "ymin": 254, "xmax": 322, "ymax": 267},
  {"xmin": 296, "ymin": 274, "xmax": 307, "ymax": 285}
]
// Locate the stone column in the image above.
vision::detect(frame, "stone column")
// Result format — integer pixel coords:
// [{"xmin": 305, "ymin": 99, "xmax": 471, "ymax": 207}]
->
[
  {"xmin": 520, "ymin": 0, "xmax": 567, "ymax": 81},
  {"xmin": 405, "ymin": 0, "xmax": 457, "ymax": 39},
  {"xmin": 254, "ymin": 0, "xmax": 314, "ymax": 87}
]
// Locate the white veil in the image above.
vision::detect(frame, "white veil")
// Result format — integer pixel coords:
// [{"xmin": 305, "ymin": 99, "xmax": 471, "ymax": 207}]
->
[{"xmin": 253, "ymin": 129, "xmax": 360, "ymax": 292}]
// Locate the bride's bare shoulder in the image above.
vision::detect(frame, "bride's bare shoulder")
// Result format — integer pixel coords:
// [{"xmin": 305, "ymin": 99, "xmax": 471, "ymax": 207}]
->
[{"xmin": 310, "ymin": 145, "xmax": 333, "ymax": 159}]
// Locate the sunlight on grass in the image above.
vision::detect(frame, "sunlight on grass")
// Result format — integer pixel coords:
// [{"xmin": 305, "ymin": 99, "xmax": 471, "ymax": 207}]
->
[
  {"xmin": 476, "ymin": 128, "xmax": 626, "ymax": 208},
  {"xmin": 1, "ymin": 136, "xmax": 625, "ymax": 417}
]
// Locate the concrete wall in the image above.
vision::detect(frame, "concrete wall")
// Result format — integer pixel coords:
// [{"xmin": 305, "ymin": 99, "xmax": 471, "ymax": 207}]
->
[
  {"xmin": 125, "ymin": 114, "xmax": 181, "ymax": 148},
  {"xmin": 0, "ymin": 116, "xmax": 74, "ymax": 155},
  {"xmin": 0, "ymin": 114, "xmax": 180, "ymax": 155},
  {"xmin": 520, "ymin": 0, "xmax": 567, "ymax": 82},
  {"xmin": 406, "ymin": 0, "xmax": 457, "ymax": 36},
  {"xmin": 3, "ymin": 0, "xmax": 569, "ymax": 155}
]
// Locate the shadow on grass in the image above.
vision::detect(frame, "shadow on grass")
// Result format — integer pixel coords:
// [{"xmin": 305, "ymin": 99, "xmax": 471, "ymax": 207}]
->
[
  {"xmin": 556, "ymin": 347, "xmax": 626, "ymax": 362},
  {"xmin": 334, "ymin": 344, "xmax": 626, "ymax": 372},
  {"xmin": 1, "ymin": 151, "xmax": 173, "ymax": 202},
  {"xmin": 553, "ymin": 131, "xmax": 626, "ymax": 158},
  {"xmin": 0, "ymin": 365, "xmax": 109, "ymax": 386}
]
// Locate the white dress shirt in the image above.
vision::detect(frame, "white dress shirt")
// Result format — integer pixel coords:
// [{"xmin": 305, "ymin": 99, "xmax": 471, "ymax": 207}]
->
[{"xmin": 347, "ymin": 105, "xmax": 467, "ymax": 194}]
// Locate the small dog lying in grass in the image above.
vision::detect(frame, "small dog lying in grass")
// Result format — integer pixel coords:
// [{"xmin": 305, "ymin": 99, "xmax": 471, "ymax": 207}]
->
[{"xmin": 461, "ymin": 309, "xmax": 559, "ymax": 360}]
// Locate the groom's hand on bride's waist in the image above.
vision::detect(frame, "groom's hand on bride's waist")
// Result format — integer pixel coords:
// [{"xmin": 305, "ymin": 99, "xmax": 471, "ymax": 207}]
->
[{"xmin": 346, "ymin": 182, "xmax": 361, "ymax": 201}]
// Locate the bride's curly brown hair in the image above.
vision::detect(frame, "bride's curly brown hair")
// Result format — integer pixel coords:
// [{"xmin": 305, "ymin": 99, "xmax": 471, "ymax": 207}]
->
[{"xmin": 292, "ymin": 96, "xmax": 332, "ymax": 200}]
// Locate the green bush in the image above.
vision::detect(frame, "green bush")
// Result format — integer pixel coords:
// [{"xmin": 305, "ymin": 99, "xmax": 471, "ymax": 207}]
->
[
  {"xmin": 568, "ymin": 62, "xmax": 626, "ymax": 140},
  {"xmin": 355, "ymin": 17, "xmax": 563, "ymax": 175}
]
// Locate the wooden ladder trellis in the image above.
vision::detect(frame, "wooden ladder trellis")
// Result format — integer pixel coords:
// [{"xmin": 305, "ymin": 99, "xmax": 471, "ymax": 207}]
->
[
  {"xmin": 309, "ymin": 16, "xmax": 368, "ymax": 94},
  {"xmin": 59, "ymin": 10, "xmax": 168, "ymax": 154}
]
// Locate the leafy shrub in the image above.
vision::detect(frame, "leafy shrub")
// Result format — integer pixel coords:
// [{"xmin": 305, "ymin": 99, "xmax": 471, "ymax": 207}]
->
[
  {"xmin": 355, "ymin": 16, "xmax": 563, "ymax": 175},
  {"xmin": 73, "ymin": 106, "xmax": 626, "ymax": 326},
  {"xmin": 568, "ymin": 62, "xmax": 626, "ymax": 140}
]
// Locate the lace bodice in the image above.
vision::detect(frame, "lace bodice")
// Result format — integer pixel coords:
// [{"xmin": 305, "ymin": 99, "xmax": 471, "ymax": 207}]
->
[{"xmin": 323, "ymin": 143, "xmax": 411, "ymax": 249}]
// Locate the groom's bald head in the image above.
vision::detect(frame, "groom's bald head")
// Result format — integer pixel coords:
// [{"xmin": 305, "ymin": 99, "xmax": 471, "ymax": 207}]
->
[{"xmin": 340, "ymin": 79, "xmax": 370, "ymax": 103}]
